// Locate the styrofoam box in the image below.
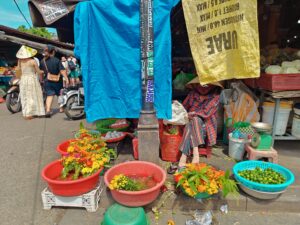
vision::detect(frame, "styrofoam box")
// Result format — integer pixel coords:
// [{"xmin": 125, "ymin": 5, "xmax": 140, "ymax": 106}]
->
[{"xmin": 41, "ymin": 182, "xmax": 103, "ymax": 212}]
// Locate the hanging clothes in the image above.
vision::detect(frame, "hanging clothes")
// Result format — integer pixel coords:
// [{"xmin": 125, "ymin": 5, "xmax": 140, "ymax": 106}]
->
[
  {"xmin": 179, "ymin": 87, "xmax": 220, "ymax": 155},
  {"xmin": 74, "ymin": 0, "xmax": 180, "ymax": 123}
]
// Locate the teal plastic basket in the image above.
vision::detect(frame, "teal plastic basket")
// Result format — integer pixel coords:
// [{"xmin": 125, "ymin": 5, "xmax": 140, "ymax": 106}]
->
[{"xmin": 233, "ymin": 161, "xmax": 294, "ymax": 192}]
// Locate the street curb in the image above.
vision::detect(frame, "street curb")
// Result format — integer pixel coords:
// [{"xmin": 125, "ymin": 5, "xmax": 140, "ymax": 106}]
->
[{"xmin": 99, "ymin": 185, "xmax": 300, "ymax": 213}]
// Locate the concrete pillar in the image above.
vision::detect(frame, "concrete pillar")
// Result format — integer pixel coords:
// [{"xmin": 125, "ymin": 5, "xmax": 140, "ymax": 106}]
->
[{"xmin": 137, "ymin": 111, "xmax": 160, "ymax": 164}]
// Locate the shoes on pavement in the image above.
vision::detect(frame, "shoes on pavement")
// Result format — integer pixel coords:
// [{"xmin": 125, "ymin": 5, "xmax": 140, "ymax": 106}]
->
[{"xmin": 45, "ymin": 112, "xmax": 51, "ymax": 118}]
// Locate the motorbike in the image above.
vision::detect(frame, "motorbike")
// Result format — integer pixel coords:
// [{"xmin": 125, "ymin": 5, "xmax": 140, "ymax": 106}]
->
[
  {"xmin": 58, "ymin": 84, "xmax": 85, "ymax": 120},
  {"xmin": 6, "ymin": 77, "xmax": 22, "ymax": 113}
]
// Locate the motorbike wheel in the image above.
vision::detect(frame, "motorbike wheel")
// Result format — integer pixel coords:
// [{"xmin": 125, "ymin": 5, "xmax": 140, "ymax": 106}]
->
[
  {"xmin": 64, "ymin": 94, "xmax": 85, "ymax": 120},
  {"xmin": 6, "ymin": 91, "xmax": 22, "ymax": 113}
]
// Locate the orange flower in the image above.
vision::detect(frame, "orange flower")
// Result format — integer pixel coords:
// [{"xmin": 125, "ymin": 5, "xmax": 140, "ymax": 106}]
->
[{"xmin": 197, "ymin": 185, "xmax": 206, "ymax": 192}]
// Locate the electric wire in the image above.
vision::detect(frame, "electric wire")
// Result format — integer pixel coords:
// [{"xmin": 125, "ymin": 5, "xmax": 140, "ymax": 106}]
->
[{"xmin": 13, "ymin": 0, "xmax": 32, "ymax": 28}]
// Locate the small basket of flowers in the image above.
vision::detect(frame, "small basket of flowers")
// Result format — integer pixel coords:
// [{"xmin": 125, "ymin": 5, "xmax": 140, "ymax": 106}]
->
[
  {"xmin": 174, "ymin": 163, "xmax": 238, "ymax": 199},
  {"xmin": 104, "ymin": 161, "xmax": 166, "ymax": 207},
  {"xmin": 74, "ymin": 122, "xmax": 101, "ymax": 139}
]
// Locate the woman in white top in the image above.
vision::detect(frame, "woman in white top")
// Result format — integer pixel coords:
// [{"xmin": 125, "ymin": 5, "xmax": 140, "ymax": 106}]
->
[{"xmin": 16, "ymin": 45, "xmax": 45, "ymax": 120}]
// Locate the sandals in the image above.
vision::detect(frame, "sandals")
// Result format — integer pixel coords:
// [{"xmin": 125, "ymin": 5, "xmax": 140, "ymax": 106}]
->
[
  {"xmin": 167, "ymin": 164, "xmax": 186, "ymax": 174},
  {"xmin": 45, "ymin": 112, "xmax": 52, "ymax": 118},
  {"xmin": 167, "ymin": 164, "xmax": 178, "ymax": 174}
]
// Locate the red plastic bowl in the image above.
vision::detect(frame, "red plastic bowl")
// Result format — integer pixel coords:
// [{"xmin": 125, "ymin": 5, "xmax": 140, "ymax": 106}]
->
[
  {"xmin": 56, "ymin": 139, "xmax": 75, "ymax": 155},
  {"xmin": 104, "ymin": 161, "xmax": 166, "ymax": 207},
  {"xmin": 41, "ymin": 160, "xmax": 102, "ymax": 196}
]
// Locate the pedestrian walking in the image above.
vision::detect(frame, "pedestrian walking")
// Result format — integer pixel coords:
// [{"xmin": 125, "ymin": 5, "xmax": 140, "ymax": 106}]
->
[
  {"xmin": 40, "ymin": 45, "xmax": 69, "ymax": 117},
  {"xmin": 61, "ymin": 56, "xmax": 69, "ymax": 88},
  {"xmin": 68, "ymin": 56, "xmax": 80, "ymax": 86},
  {"xmin": 16, "ymin": 45, "xmax": 45, "ymax": 120}
]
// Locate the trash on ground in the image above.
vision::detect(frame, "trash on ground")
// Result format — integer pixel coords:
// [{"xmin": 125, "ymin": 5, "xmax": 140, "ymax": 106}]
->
[
  {"xmin": 220, "ymin": 204, "xmax": 228, "ymax": 214},
  {"xmin": 186, "ymin": 210, "xmax": 212, "ymax": 225}
]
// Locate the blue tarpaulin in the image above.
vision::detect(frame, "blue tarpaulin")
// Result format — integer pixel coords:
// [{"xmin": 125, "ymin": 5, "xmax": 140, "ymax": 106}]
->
[{"xmin": 74, "ymin": 0, "xmax": 179, "ymax": 123}]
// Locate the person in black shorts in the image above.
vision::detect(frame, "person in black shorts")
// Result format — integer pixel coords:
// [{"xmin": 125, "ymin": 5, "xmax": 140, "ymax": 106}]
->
[{"xmin": 40, "ymin": 45, "xmax": 69, "ymax": 117}]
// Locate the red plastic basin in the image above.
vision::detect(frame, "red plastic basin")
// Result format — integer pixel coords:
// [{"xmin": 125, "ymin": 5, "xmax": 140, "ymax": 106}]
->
[
  {"xmin": 56, "ymin": 139, "xmax": 75, "ymax": 155},
  {"xmin": 41, "ymin": 160, "xmax": 102, "ymax": 196},
  {"xmin": 104, "ymin": 161, "xmax": 166, "ymax": 207}
]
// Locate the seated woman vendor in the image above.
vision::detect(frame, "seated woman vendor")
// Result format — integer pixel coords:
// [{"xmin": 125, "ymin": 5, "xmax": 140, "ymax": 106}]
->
[{"xmin": 178, "ymin": 78, "xmax": 222, "ymax": 168}]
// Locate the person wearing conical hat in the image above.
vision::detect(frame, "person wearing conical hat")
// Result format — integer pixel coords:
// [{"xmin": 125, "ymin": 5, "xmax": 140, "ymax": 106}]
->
[
  {"xmin": 16, "ymin": 45, "xmax": 45, "ymax": 120},
  {"xmin": 177, "ymin": 77, "xmax": 223, "ymax": 168}
]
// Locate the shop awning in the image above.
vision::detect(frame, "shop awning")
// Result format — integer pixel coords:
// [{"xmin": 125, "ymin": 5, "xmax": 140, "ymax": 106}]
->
[{"xmin": 0, "ymin": 25, "xmax": 74, "ymax": 57}]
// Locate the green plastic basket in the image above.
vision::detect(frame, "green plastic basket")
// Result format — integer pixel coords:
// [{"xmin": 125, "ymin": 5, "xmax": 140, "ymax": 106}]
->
[
  {"xmin": 96, "ymin": 119, "xmax": 130, "ymax": 133},
  {"xmin": 101, "ymin": 203, "xmax": 149, "ymax": 225}
]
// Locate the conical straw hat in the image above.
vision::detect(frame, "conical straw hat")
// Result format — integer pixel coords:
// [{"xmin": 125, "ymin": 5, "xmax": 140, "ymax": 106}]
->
[
  {"xmin": 16, "ymin": 45, "xmax": 37, "ymax": 59},
  {"xmin": 186, "ymin": 77, "xmax": 224, "ymax": 88}
]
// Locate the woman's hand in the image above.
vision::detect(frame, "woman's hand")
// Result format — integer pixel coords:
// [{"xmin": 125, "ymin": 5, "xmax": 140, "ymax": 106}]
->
[{"xmin": 188, "ymin": 112, "xmax": 196, "ymax": 119}]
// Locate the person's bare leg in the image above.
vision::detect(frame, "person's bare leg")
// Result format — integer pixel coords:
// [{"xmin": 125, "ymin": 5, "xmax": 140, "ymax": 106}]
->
[
  {"xmin": 179, "ymin": 154, "xmax": 187, "ymax": 168},
  {"xmin": 46, "ymin": 95, "xmax": 54, "ymax": 113},
  {"xmin": 192, "ymin": 147, "xmax": 199, "ymax": 164},
  {"xmin": 75, "ymin": 78, "xmax": 80, "ymax": 85},
  {"xmin": 71, "ymin": 78, "xmax": 75, "ymax": 86}
]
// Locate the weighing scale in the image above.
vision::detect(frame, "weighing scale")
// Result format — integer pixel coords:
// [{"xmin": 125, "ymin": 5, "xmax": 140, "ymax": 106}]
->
[{"xmin": 251, "ymin": 122, "xmax": 273, "ymax": 150}]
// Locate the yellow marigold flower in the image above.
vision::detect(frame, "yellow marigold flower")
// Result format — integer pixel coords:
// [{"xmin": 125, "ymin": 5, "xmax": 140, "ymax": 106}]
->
[{"xmin": 67, "ymin": 146, "xmax": 75, "ymax": 153}]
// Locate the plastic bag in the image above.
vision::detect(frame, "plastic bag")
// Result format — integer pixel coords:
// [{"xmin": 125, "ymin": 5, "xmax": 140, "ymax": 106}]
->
[
  {"xmin": 173, "ymin": 72, "xmax": 195, "ymax": 91},
  {"xmin": 164, "ymin": 101, "xmax": 189, "ymax": 125},
  {"xmin": 186, "ymin": 210, "xmax": 213, "ymax": 225},
  {"xmin": 160, "ymin": 130, "xmax": 182, "ymax": 162},
  {"xmin": 182, "ymin": 0, "xmax": 260, "ymax": 84}
]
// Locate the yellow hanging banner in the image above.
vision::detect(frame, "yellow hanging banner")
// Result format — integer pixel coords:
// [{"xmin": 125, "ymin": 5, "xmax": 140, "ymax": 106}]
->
[{"xmin": 182, "ymin": 0, "xmax": 260, "ymax": 85}]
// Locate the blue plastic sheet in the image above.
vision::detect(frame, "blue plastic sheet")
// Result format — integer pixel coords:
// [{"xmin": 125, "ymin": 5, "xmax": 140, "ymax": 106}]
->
[{"xmin": 74, "ymin": 0, "xmax": 180, "ymax": 123}]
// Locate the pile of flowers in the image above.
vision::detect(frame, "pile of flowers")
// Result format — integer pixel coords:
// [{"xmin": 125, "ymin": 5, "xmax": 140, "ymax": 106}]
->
[
  {"xmin": 109, "ymin": 174, "xmax": 156, "ymax": 191},
  {"xmin": 174, "ymin": 163, "xmax": 238, "ymax": 198},
  {"xmin": 75, "ymin": 122, "xmax": 101, "ymax": 139},
  {"xmin": 61, "ymin": 136, "xmax": 116, "ymax": 180}
]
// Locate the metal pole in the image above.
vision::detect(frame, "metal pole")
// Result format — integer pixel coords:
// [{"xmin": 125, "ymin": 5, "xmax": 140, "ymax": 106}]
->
[
  {"xmin": 138, "ymin": 0, "xmax": 160, "ymax": 164},
  {"xmin": 140, "ymin": 0, "xmax": 154, "ymax": 111}
]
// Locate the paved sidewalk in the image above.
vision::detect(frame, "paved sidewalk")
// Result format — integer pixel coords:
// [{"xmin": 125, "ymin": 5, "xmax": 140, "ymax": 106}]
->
[{"xmin": 0, "ymin": 103, "xmax": 299, "ymax": 225}]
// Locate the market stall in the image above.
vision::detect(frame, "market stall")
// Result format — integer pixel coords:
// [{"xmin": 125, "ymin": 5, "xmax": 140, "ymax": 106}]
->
[{"xmin": 28, "ymin": 0, "xmax": 299, "ymax": 223}]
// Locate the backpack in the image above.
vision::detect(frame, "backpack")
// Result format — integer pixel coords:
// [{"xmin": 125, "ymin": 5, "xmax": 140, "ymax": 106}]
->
[{"xmin": 68, "ymin": 60, "xmax": 76, "ymax": 70}]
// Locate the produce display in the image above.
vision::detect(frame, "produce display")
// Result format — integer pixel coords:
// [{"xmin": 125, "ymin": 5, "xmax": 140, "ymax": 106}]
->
[
  {"xmin": 261, "ymin": 45, "xmax": 300, "ymax": 74},
  {"xmin": 108, "ymin": 174, "xmax": 157, "ymax": 191},
  {"xmin": 174, "ymin": 163, "xmax": 238, "ymax": 198},
  {"xmin": 60, "ymin": 125, "xmax": 116, "ymax": 180},
  {"xmin": 238, "ymin": 167, "xmax": 286, "ymax": 185},
  {"xmin": 103, "ymin": 131, "xmax": 124, "ymax": 140},
  {"xmin": 265, "ymin": 60, "xmax": 300, "ymax": 74},
  {"xmin": 0, "ymin": 66, "xmax": 14, "ymax": 76},
  {"xmin": 163, "ymin": 125, "xmax": 180, "ymax": 135}
]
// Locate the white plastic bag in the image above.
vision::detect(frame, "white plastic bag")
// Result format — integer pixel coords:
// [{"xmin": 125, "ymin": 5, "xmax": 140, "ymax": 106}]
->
[
  {"xmin": 164, "ymin": 100, "xmax": 188, "ymax": 125},
  {"xmin": 186, "ymin": 210, "xmax": 213, "ymax": 225}
]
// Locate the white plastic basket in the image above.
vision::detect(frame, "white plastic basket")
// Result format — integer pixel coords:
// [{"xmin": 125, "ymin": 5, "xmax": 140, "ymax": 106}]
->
[{"xmin": 41, "ymin": 182, "xmax": 103, "ymax": 212}]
